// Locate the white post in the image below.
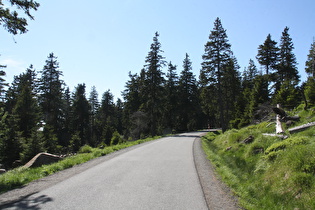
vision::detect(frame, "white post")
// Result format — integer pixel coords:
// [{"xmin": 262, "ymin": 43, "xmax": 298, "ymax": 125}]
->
[{"xmin": 276, "ymin": 104, "xmax": 284, "ymax": 134}]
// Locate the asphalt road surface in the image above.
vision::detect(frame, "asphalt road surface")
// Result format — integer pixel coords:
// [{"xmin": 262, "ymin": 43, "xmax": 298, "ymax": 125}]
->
[{"xmin": 2, "ymin": 132, "xmax": 211, "ymax": 210}]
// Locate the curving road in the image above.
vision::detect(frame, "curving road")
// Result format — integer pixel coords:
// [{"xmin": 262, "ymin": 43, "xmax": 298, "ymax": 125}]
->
[{"xmin": 2, "ymin": 132, "xmax": 210, "ymax": 210}]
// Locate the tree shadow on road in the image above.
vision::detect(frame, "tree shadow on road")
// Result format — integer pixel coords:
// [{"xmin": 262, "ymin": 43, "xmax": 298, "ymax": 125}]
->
[{"xmin": 0, "ymin": 193, "xmax": 53, "ymax": 209}]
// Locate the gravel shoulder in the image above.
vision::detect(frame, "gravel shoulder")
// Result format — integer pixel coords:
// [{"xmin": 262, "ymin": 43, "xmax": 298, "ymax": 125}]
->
[
  {"xmin": 193, "ymin": 137, "xmax": 241, "ymax": 210},
  {"xmin": 1, "ymin": 135, "xmax": 241, "ymax": 209}
]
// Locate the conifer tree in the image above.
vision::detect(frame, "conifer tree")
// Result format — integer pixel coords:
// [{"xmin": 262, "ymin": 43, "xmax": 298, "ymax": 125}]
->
[
  {"xmin": 221, "ymin": 57, "xmax": 242, "ymax": 128},
  {"xmin": 165, "ymin": 62, "xmax": 179, "ymax": 131},
  {"xmin": 200, "ymin": 17, "xmax": 233, "ymax": 132},
  {"xmin": 71, "ymin": 84, "xmax": 90, "ymax": 147},
  {"xmin": 12, "ymin": 65, "xmax": 40, "ymax": 139},
  {"xmin": 89, "ymin": 86, "xmax": 99, "ymax": 146},
  {"xmin": 178, "ymin": 53, "xmax": 199, "ymax": 131},
  {"xmin": 99, "ymin": 90, "xmax": 115, "ymax": 145},
  {"xmin": 256, "ymin": 34, "xmax": 279, "ymax": 75},
  {"xmin": 276, "ymin": 27, "xmax": 300, "ymax": 87},
  {"xmin": 38, "ymin": 53, "xmax": 64, "ymax": 148},
  {"xmin": 0, "ymin": 63, "xmax": 8, "ymax": 103},
  {"xmin": 142, "ymin": 32, "xmax": 166, "ymax": 136},
  {"xmin": 305, "ymin": 40, "xmax": 315, "ymax": 78},
  {"xmin": 59, "ymin": 86, "xmax": 71, "ymax": 147}
]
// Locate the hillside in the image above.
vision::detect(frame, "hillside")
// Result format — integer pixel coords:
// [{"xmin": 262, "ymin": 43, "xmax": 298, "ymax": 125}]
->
[{"xmin": 202, "ymin": 105, "xmax": 315, "ymax": 209}]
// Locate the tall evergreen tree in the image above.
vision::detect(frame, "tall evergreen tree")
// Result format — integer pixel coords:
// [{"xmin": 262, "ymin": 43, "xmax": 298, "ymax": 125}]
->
[
  {"xmin": 99, "ymin": 90, "xmax": 115, "ymax": 145},
  {"xmin": 256, "ymin": 34, "xmax": 279, "ymax": 75},
  {"xmin": 200, "ymin": 17, "xmax": 233, "ymax": 132},
  {"xmin": 276, "ymin": 27, "xmax": 300, "ymax": 87},
  {"xmin": 305, "ymin": 40, "xmax": 315, "ymax": 78},
  {"xmin": 221, "ymin": 57, "xmax": 242, "ymax": 128},
  {"xmin": 71, "ymin": 84, "xmax": 90, "ymax": 147},
  {"xmin": 141, "ymin": 32, "xmax": 166, "ymax": 136},
  {"xmin": 89, "ymin": 86, "xmax": 99, "ymax": 146},
  {"xmin": 178, "ymin": 53, "xmax": 199, "ymax": 131},
  {"xmin": 38, "ymin": 53, "xmax": 64, "ymax": 149},
  {"xmin": 59, "ymin": 86, "xmax": 71, "ymax": 148},
  {"xmin": 0, "ymin": 63, "xmax": 8, "ymax": 103},
  {"xmin": 12, "ymin": 65, "xmax": 40, "ymax": 139},
  {"xmin": 165, "ymin": 62, "xmax": 179, "ymax": 131}
]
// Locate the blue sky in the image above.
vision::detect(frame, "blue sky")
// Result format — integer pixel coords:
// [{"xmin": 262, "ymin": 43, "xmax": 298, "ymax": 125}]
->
[{"xmin": 1, "ymin": 0, "xmax": 314, "ymax": 100}]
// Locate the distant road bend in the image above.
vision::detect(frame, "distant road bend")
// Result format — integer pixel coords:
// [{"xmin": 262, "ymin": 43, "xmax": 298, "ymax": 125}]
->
[{"xmin": 1, "ymin": 131, "xmax": 238, "ymax": 210}]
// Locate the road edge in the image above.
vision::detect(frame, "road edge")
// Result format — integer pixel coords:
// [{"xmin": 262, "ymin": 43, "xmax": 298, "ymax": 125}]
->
[
  {"xmin": 0, "ymin": 138, "xmax": 163, "ymax": 207},
  {"xmin": 193, "ymin": 136, "xmax": 241, "ymax": 210}
]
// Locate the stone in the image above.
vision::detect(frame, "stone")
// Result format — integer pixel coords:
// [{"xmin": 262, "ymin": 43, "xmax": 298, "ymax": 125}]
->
[
  {"xmin": 0, "ymin": 169, "xmax": 6, "ymax": 174},
  {"xmin": 243, "ymin": 135, "xmax": 254, "ymax": 144},
  {"xmin": 226, "ymin": 146, "xmax": 232, "ymax": 151},
  {"xmin": 24, "ymin": 153, "xmax": 61, "ymax": 168}
]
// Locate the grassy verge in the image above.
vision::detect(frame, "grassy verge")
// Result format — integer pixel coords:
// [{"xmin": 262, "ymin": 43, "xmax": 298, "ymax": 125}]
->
[
  {"xmin": 202, "ymin": 108, "xmax": 315, "ymax": 209},
  {"xmin": 0, "ymin": 136, "xmax": 161, "ymax": 194}
]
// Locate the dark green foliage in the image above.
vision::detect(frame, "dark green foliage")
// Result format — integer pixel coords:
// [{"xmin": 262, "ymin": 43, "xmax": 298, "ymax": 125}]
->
[
  {"xmin": 305, "ymin": 40, "xmax": 315, "ymax": 77},
  {"xmin": 0, "ymin": 0, "xmax": 40, "ymax": 34},
  {"xmin": 0, "ymin": 63, "xmax": 8, "ymax": 103},
  {"xmin": 38, "ymin": 53, "xmax": 65, "ymax": 146},
  {"xmin": 12, "ymin": 65, "xmax": 40, "ymax": 139},
  {"xmin": 305, "ymin": 77, "xmax": 315, "ymax": 106},
  {"xmin": 164, "ymin": 62, "xmax": 179, "ymax": 131},
  {"xmin": 110, "ymin": 131, "xmax": 123, "ymax": 145},
  {"xmin": 178, "ymin": 53, "xmax": 199, "ymax": 131},
  {"xmin": 273, "ymin": 80, "xmax": 300, "ymax": 109},
  {"xmin": 89, "ymin": 86, "xmax": 99, "ymax": 146},
  {"xmin": 0, "ymin": 111, "xmax": 22, "ymax": 168},
  {"xmin": 276, "ymin": 27, "xmax": 300, "ymax": 87},
  {"xmin": 256, "ymin": 34, "xmax": 279, "ymax": 75},
  {"xmin": 141, "ymin": 32, "xmax": 166, "ymax": 136},
  {"xmin": 200, "ymin": 18, "xmax": 240, "ymax": 131},
  {"xmin": 71, "ymin": 84, "xmax": 90, "ymax": 146}
]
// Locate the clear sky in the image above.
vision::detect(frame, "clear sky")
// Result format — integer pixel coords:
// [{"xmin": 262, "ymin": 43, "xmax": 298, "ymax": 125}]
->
[{"xmin": 1, "ymin": 0, "xmax": 314, "ymax": 101}]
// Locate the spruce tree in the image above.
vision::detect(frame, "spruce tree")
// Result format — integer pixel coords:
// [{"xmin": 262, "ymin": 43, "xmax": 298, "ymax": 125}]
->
[
  {"xmin": 178, "ymin": 53, "xmax": 199, "ymax": 131},
  {"xmin": 12, "ymin": 65, "xmax": 40, "ymax": 139},
  {"xmin": 276, "ymin": 27, "xmax": 300, "ymax": 88},
  {"xmin": 305, "ymin": 40, "xmax": 315, "ymax": 78},
  {"xmin": 0, "ymin": 63, "xmax": 8, "ymax": 103},
  {"xmin": 256, "ymin": 34, "xmax": 279, "ymax": 75},
  {"xmin": 142, "ymin": 32, "xmax": 166, "ymax": 136},
  {"xmin": 165, "ymin": 62, "xmax": 179, "ymax": 131},
  {"xmin": 221, "ymin": 57, "xmax": 242, "ymax": 128},
  {"xmin": 38, "ymin": 53, "xmax": 64, "ymax": 149},
  {"xmin": 89, "ymin": 86, "xmax": 99, "ymax": 146},
  {"xmin": 200, "ymin": 17, "xmax": 233, "ymax": 132},
  {"xmin": 71, "ymin": 84, "xmax": 90, "ymax": 147},
  {"xmin": 99, "ymin": 90, "xmax": 115, "ymax": 145}
]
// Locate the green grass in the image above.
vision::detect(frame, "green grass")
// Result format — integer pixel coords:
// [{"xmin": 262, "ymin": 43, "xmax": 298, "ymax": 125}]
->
[
  {"xmin": 0, "ymin": 136, "xmax": 161, "ymax": 194},
  {"xmin": 202, "ymin": 108, "xmax": 315, "ymax": 209}
]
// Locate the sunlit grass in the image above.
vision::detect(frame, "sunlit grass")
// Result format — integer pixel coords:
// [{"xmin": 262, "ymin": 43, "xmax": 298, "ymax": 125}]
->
[{"xmin": 202, "ymin": 108, "xmax": 315, "ymax": 209}]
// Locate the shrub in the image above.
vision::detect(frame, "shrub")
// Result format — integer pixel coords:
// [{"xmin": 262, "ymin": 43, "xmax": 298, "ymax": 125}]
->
[
  {"xmin": 78, "ymin": 145, "xmax": 93, "ymax": 153},
  {"xmin": 110, "ymin": 131, "xmax": 124, "ymax": 145}
]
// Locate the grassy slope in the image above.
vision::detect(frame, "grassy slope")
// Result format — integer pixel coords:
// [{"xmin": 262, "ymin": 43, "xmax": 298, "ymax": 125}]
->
[
  {"xmin": 0, "ymin": 136, "xmax": 161, "ymax": 194},
  {"xmin": 202, "ymin": 106, "xmax": 315, "ymax": 209}
]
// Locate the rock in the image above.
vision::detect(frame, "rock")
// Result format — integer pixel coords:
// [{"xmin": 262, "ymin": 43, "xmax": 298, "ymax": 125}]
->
[
  {"xmin": 0, "ymin": 169, "xmax": 6, "ymax": 174},
  {"xmin": 253, "ymin": 148, "xmax": 264, "ymax": 154},
  {"xmin": 12, "ymin": 160, "xmax": 22, "ymax": 168},
  {"xmin": 226, "ymin": 146, "xmax": 232, "ymax": 151},
  {"xmin": 243, "ymin": 135, "xmax": 254, "ymax": 144},
  {"xmin": 24, "ymin": 153, "xmax": 61, "ymax": 168}
]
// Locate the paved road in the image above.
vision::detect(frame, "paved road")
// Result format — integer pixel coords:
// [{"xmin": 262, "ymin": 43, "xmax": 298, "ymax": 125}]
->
[{"xmin": 3, "ymin": 132, "xmax": 209, "ymax": 210}]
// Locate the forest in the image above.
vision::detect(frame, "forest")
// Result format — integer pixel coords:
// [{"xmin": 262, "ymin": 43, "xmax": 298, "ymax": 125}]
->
[{"xmin": 1, "ymin": 12, "xmax": 315, "ymax": 169}]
